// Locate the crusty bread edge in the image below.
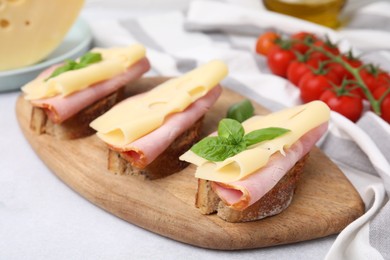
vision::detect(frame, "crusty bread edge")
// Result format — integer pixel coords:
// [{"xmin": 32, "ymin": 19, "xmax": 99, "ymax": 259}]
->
[
  {"xmin": 196, "ymin": 153, "xmax": 309, "ymax": 222},
  {"xmin": 29, "ymin": 89, "xmax": 124, "ymax": 140}
]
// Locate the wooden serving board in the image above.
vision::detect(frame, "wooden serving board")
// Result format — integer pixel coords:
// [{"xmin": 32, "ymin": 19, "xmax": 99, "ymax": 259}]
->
[{"xmin": 16, "ymin": 77, "xmax": 364, "ymax": 250}]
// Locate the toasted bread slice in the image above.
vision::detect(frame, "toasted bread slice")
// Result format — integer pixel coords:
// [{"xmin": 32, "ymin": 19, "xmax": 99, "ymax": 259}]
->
[
  {"xmin": 29, "ymin": 89, "xmax": 124, "ymax": 140},
  {"xmin": 196, "ymin": 154, "xmax": 308, "ymax": 222},
  {"xmin": 108, "ymin": 117, "xmax": 204, "ymax": 180}
]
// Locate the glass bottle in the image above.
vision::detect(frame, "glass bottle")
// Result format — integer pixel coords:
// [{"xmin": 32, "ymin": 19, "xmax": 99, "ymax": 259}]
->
[{"xmin": 263, "ymin": 0, "xmax": 347, "ymax": 28}]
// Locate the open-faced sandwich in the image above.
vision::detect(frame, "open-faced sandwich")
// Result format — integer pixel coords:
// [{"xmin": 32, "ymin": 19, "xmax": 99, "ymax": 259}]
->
[
  {"xmin": 90, "ymin": 60, "xmax": 228, "ymax": 179},
  {"xmin": 22, "ymin": 44, "xmax": 150, "ymax": 139},
  {"xmin": 180, "ymin": 101, "xmax": 330, "ymax": 222}
]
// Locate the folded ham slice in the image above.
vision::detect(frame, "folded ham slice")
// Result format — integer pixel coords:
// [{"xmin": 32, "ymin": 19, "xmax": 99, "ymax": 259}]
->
[
  {"xmin": 112, "ymin": 85, "xmax": 222, "ymax": 168},
  {"xmin": 30, "ymin": 57, "xmax": 150, "ymax": 124},
  {"xmin": 211, "ymin": 123, "xmax": 328, "ymax": 211}
]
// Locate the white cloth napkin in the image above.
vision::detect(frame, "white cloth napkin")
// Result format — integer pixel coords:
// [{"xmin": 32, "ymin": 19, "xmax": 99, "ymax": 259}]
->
[{"xmin": 85, "ymin": 1, "xmax": 390, "ymax": 259}]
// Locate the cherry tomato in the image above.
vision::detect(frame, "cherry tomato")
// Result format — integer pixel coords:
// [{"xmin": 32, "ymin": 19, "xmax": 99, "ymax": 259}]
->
[
  {"xmin": 287, "ymin": 60, "xmax": 311, "ymax": 86},
  {"xmin": 373, "ymin": 86, "xmax": 390, "ymax": 123},
  {"xmin": 298, "ymin": 69, "xmax": 340, "ymax": 103},
  {"xmin": 291, "ymin": 32, "xmax": 318, "ymax": 41},
  {"xmin": 309, "ymin": 40, "xmax": 340, "ymax": 62},
  {"xmin": 344, "ymin": 82, "xmax": 365, "ymax": 99},
  {"xmin": 375, "ymin": 70, "xmax": 390, "ymax": 89},
  {"xmin": 326, "ymin": 55, "xmax": 361, "ymax": 80},
  {"xmin": 320, "ymin": 90, "xmax": 363, "ymax": 122},
  {"xmin": 326, "ymin": 62, "xmax": 349, "ymax": 80},
  {"xmin": 290, "ymin": 32, "xmax": 318, "ymax": 54},
  {"xmin": 287, "ymin": 51, "xmax": 320, "ymax": 86},
  {"xmin": 359, "ymin": 68, "xmax": 378, "ymax": 93},
  {"xmin": 267, "ymin": 45, "xmax": 296, "ymax": 77},
  {"xmin": 303, "ymin": 56, "xmax": 322, "ymax": 71},
  {"xmin": 344, "ymin": 55, "xmax": 363, "ymax": 69},
  {"xmin": 255, "ymin": 32, "xmax": 280, "ymax": 56}
]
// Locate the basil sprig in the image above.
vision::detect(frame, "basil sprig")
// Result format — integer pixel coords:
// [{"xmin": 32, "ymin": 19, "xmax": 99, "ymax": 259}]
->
[
  {"xmin": 45, "ymin": 52, "xmax": 102, "ymax": 81},
  {"xmin": 191, "ymin": 118, "xmax": 290, "ymax": 162},
  {"xmin": 227, "ymin": 99, "xmax": 254, "ymax": 123}
]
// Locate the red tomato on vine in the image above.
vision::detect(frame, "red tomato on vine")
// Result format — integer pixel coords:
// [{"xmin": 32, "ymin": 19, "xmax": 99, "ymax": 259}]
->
[
  {"xmin": 309, "ymin": 40, "xmax": 340, "ymax": 62},
  {"xmin": 376, "ymin": 71, "xmax": 390, "ymax": 87},
  {"xmin": 298, "ymin": 68, "xmax": 341, "ymax": 103},
  {"xmin": 326, "ymin": 54, "xmax": 361, "ymax": 81},
  {"xmin": 287, "ymin": 61, "xmax": 311, "ymax": 86},
  {"xmin": 255, "ymin": 32, "xmax": 280, "ymax": 56},
  {"xmin": 320, "ymin": 90, "xmax": 363, "ymax": 122},
  {"xmin": 267, "ymin": 44, "xmax": 296, "ymax": 78},
  {"xmin": 360, "ymin": 67, "xmax": 381, "ymax": 94},
  {"xmin": 287, "ymin": 53, "xmax": 319, "ymax": 86},
  {"xmin": 290, "ymin": 32, "xmax": 318, "ymax": 54},
  {"xmin": 373, "ymin": 86, "xmax": 390, "ymax": 123}
]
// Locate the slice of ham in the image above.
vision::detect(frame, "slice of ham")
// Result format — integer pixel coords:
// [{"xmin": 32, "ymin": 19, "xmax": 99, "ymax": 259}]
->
[
  {"xmin": 112, "ymin": 85, "xmax": 222, "ymax": 169},
  {"xmin": 30, "ymin": 57, "xmax": 150, "ymax": 124},
  {"xmin": 211, "ymin": 123, "xmax": 328, "ymax": 211}
]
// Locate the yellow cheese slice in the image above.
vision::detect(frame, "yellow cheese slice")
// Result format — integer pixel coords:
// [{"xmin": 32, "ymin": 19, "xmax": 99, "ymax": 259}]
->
[
  {"xmin": 179, "ymin": 101, "xmax": 330, "ymax": 183},
  {"xmin": 0, "ymin": 0, "xmax": 84, "ymax": 71},
  {"xmin": 90, "ymin": 60, "xmax": 228, "ymax": 147},
  {"xmin": 22, "ymin": 44, "xmax": 146, "ymax": 100}
]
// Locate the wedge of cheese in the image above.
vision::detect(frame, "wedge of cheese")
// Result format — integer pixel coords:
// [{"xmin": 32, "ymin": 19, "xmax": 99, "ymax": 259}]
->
[
  {"xmin": 180, "ymin": 101, "xmax": 330, "ymax": 183},
  {"xmin": 0, "ymin": 0, "xmax": 84, "ymax": 71},
  {"xmin": 22, "ymin": 44, "xmax": 146, "ymax": 100},
  {"xmin": 90, "ymin": 60, "xmax": 228, "ymax": 147}
]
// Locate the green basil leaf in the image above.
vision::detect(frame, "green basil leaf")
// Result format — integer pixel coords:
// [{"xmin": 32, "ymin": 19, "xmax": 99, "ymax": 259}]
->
[
  {"xmin": 190, "ymin": 136, "xmax": 228, "ymax": 162},
  {"xmin": 45, "ymin": 52, "xmax": 102, "ymax": 81},
  {"xmin": 243, "ymin": 127, "xmax": 290, "ymax": 147},
  {"xmin": 47, "ymin": 60, "xmax": 77, "ymax": 80},
  {"xmin": 227, "ymin": 99, "xmax": 254, "ymax": 123},
  {"xmin": 78, "ymin": 52, "xmax": 102, "ymax": 67},
  {"xmin": 218, "ymin": 118, "xmax": 244, "ymax": 144},
  {"xmin": 190, "ymin": 136, "xmax": 246, "ymax": 162},
  {"xmin": 191, "ymin": 118, "xmax": 290, "ymax": 162}
]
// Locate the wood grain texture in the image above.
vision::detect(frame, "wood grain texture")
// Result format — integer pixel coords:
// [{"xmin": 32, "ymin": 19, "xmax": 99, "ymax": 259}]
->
[{"xmin": 15, "ymin": 77, "xmax": 365, "ymax": 250}]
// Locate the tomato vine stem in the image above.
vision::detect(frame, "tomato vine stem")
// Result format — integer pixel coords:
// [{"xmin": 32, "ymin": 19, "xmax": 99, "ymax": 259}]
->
[{"xmin": 303, "ymin": 42, "xmax": 384, "ymax": 115}]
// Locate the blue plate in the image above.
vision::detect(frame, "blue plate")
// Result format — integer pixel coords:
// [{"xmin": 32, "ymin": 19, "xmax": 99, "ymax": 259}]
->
[{"xmin": 0, "ymin": 18, "xmax": 92, "ymax": 93}]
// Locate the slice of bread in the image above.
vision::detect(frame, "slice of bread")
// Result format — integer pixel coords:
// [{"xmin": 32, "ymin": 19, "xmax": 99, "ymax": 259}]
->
[
  {"xmin": 107, "ymin": 117, "xmax": 204, "ymax": 180},
  {"xmin": 29, "ymin": 89, "xmax": 124, "ymax": 140},
  {"xmin": 196, "ymin": 154, "xmax": 309, "ymax": 222}
]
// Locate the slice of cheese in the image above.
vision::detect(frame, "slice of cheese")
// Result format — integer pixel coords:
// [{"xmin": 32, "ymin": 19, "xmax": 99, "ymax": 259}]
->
[
  {"xmin": 90, "ymin": 60, "xmax": 228, "ymax": 147},
  {"xmin": 179, "ymin": 101, "xmax": 330, "ymax": 183},
  {"xmin": 22, "ymin": 44, "xmax": 146, "ymax": 100},
  {"xmin": 0, "ymin": 0, "xmax": 84, "ymax": 71}
]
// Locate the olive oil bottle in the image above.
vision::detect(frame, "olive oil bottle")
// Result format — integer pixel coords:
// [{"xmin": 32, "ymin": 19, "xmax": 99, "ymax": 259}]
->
[{"xmin": 263, "ymin": 0, "xmax": 347, "ymax": 28}]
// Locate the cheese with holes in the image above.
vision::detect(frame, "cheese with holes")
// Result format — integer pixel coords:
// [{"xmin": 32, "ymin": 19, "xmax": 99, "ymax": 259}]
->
[
  {"xmin": 179, "ymin": 101, "xmax": 330, "ymax": 183},
  {"xmin": 22, "ymin": 44, "xmax": 146, "ymax": 100},
  {"xmin": 90, "ymin": 60, "xmax": 228, "ymax": 147},
  {"xmin": 0, "ymin": 0, "xmax": 84, "ymax": 71}
]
